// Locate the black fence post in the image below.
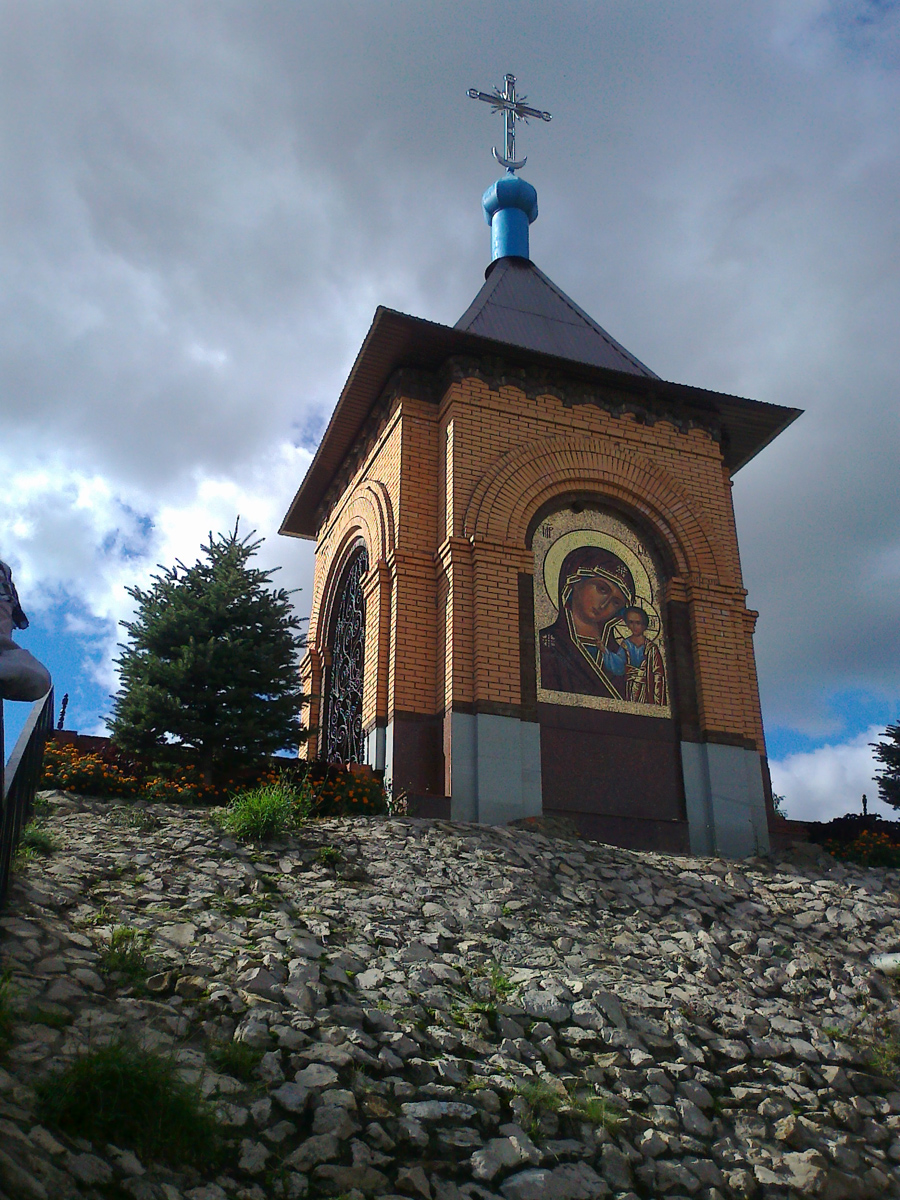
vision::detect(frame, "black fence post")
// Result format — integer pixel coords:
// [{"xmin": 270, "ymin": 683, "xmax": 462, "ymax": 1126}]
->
[{"xmin": 0, "ymin": 689, "xmax": 54, "ymax": 908}]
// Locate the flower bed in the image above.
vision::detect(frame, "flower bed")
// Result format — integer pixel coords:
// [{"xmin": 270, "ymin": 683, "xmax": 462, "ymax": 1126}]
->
[{"xmin": 805, "ymin": 812, "xmax": 900, "ymax": 867}]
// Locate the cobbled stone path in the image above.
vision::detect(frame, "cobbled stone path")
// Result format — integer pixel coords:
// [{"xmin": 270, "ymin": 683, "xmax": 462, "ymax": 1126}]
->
[{"xmin": 1, "ymin": 791, "xmax": 900, "ymax": 1199}]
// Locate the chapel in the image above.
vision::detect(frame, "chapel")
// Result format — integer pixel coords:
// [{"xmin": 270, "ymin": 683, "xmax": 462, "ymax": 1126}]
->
[{"xmin": 280, "ymin": 81, "xmax": 800, "ymax": 858}]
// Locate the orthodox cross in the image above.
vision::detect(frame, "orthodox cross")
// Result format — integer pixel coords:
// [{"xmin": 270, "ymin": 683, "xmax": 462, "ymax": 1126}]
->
[{"xmin": 467, "ymin": 73, "xmax": 552, "ymax": 172}]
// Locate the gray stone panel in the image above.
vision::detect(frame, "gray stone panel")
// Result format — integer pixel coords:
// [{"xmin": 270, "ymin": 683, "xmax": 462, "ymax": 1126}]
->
[
  {"xmin": 681, "ymin": 741, "xmax": 715, "ymax": 857},
  {"xmin": 450, "ymin": 712, "xmax": 542, "ymax": 825},
  {"xmin": 681, "ymin": 741, "xmax": 770, "ymax": 859},
  {"xmin": 449, "ymin": 712, "xmax": 478, "ymax": 823}
]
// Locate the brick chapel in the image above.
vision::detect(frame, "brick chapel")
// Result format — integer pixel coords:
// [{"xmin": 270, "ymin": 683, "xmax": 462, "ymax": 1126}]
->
[{"xmin": 280, "ymin": 97, "xmax": 800, "ymax": 859}]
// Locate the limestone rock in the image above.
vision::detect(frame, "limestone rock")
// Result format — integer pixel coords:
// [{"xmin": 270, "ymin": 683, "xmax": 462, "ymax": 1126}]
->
[{"xmin": 3, "ymin": 792, "xmax": 900, "ymax": 1200}]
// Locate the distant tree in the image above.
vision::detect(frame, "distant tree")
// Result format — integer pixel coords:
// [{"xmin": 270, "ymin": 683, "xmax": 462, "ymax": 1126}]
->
[
  {"xmin": 871, "ymin": 722, "xmax": 900, "ymax": 811},
  {"xmin": 109, "ymin": 525, "xmax": 305, "ymax": 782},
  {"xmin": 771, "ymin": 793, "xmax": 787, "ymax": 818}
]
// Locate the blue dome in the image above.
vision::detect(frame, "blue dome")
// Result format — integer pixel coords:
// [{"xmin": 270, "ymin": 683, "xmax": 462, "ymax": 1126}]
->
[
  {"xmin": 482, "ymin": 173, "xmax": 539, "ymax": 226},
  {"xmin": 481, "ymin": 172, "xmax": 538, "ymax": 262}
]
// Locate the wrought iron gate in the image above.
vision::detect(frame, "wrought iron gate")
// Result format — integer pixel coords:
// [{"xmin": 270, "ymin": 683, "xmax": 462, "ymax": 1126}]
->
[{"xmin": 323, "ymin": 546, "xmax": 368, "ymax": 763}]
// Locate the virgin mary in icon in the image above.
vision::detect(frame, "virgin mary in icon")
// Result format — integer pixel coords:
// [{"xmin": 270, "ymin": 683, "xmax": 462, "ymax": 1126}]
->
[{"xmin": 537, "ymin": 524, "xmax": 668, "ymax": 709}]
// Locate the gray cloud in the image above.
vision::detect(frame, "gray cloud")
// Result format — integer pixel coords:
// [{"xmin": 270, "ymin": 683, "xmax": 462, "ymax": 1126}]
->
[{"xmin": 2, "ymin": 0, "xmax": 899, "ymax": 740}]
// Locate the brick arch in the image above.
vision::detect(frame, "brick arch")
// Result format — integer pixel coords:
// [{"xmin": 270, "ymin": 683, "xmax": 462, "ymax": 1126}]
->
[
  {"xmin": 463, "ymin": 437, "xmax": 720, "ymax": 581},
  {"xmin": 332, "ymin": 480, "xmax": 395, "ymax": 563},
  {"xmin": 317, "ymin": 480, "xmax": 395, "ymax": 642}
]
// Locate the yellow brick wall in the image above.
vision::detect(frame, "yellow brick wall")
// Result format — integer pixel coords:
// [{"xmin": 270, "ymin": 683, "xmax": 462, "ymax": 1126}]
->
[{"xmin": 305, "ymin": 368, "xmax": 767, "ymax": 757}]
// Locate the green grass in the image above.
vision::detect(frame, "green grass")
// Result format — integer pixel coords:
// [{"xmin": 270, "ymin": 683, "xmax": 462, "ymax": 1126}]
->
[
  {"xmin": 517, "ymin": 1077, "xmax": 566, "ymax": 1113},
  {"xmin": 870, "ymin": 1038, "xmax": 900, "ymax": 1081},
  {"xmin": 316, "ymin": 845, "xmax": 341, "ymax": 866},
  {"xmin": 861, "ymin": 1020, "xmax": 900, "ymax": 1081},
  {"xmin": 569, "ymin": 1093, "xmax": 621, "ymax": 1132},
  {"xmin": 488, "ymin": 962, "xmax": 515, "ymax": 999},
  {"xmin": 207, "ymin": 1038, "xmax": 266, "ymax": 1081},
  {"xmin": 515, "ymin": 1077, "xmax": 620, "ymax": 1135},
  {"xmin": 31, "ymin": 793, "xmax": 52, "ymax": 818},
  {"xmin": 13, "ymin": 820, "xmax": 57, "ymax": 867},
  {"xmin": 218, "ymin": 783, "xmax": 299, "ymax": 842},
  {"xmin": 450, "ymin": 1000, "xmax": 497, "ymax": 1030},
  {"xmin": 98, "ymin": 927, "xmax": 151, "ymax": 982},
  {"xmin": 819, "ymin": 1021, "xmax": 899, "ymax": 1083},
  {"xmin": 468, "ymin": 1000, "xmax": 497, "ymax": 1019},
  {"xmin": 78, "ymin": 901, "xmax": 117, "ymax": 929},
  {"xmin": 822, "ymin": 1024, "xmax": 848, "ymax": 1041},
  {"xmin": 35, "ymin": 1039, "xmax": 222, "ymax": 1166},
  {"xmin": 21, "ymin": 821, "xmax": 56, "ymax": 854}
]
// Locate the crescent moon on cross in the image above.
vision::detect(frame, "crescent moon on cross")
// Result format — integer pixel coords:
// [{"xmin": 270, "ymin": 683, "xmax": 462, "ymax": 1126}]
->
[{"xmin": 493, "ymin": 147, "xmax": 527, "ymax": 170}]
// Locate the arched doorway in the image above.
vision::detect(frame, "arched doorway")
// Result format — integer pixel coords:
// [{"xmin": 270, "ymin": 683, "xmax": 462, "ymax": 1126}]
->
[{"xmin": 323, "ymin": 543, "xmax": 369, "ymax": 764}]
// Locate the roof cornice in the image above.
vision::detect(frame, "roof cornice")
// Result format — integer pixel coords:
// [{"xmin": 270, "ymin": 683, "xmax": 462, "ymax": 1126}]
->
[{"xmin": 279, "ymin": 306, "xmax": 802, "ymax": 540}]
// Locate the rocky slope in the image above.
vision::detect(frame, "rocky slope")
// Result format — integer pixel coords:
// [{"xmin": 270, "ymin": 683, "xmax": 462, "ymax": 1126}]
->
[{"xmin": 1, "ymin": 791, "xmax": 899, "ymax": 1200}]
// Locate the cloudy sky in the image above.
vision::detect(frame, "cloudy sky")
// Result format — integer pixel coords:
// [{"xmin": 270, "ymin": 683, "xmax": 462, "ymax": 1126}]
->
[{"xmin": 2, "ymin": 1, "xmax": 899, "ymax": 821}]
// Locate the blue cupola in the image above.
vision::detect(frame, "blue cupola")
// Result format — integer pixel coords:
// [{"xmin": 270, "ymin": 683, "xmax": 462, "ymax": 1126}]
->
[
  {"xmin": 467, "ymin": 74, "xmax": 550, "ymax": 265},
  {"xmin": 482, "ymin": 171, "xmax": 539, "ymax": 263}
]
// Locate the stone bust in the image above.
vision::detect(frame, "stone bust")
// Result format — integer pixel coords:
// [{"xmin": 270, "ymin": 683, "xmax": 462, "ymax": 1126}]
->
[{"xmin": 0, "ymin": 559, "xmax": 51, "ymax": 702}]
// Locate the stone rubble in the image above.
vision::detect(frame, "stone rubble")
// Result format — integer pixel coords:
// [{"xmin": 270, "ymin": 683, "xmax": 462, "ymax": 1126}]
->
[{"xmin": 0, "ymin": 790, "xmax": 899, "ymax": 1199}]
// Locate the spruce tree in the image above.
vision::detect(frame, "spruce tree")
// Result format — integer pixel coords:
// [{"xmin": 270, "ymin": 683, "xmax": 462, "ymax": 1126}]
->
[
  {"xmin": 872, "ymin": 722, "xmax": 900, "ymax": 811},
  {"xmin": 109, "ymin": 525, "xmax": 305, "ymax": 782}
]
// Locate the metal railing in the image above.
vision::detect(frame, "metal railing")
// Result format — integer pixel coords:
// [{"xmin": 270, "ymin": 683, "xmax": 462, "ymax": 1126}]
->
[{"xmin": 0, "ymin": 688, "xmax": 54, "ymax": 908}]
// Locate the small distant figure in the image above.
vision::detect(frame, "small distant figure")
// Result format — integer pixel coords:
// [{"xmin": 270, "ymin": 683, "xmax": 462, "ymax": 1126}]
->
[
  {"xmin": 57, "ymin": 692, "xmax": 69, "ymax": 731},
  {"xmin": 862, "ymin": 793, "xmax": 868, "ymax": 817},
  {"xmin": 0, "ymin": 559, "xmax": 51, "ymax": 702}
]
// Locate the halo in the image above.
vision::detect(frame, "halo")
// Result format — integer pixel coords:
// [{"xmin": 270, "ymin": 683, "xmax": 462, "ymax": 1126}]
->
[{"xmin": 542, "ymin": 528, "xmax": 655, "ymax": 616}]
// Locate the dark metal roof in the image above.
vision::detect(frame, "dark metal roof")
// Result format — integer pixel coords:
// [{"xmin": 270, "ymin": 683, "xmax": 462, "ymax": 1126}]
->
[
  {"xmin": 456, "ymin": 257, "xmax": 659, "ymax": 378},
  {"xmin": 281, "ymin": 292, "xmax": 802, "ymax": 540}
]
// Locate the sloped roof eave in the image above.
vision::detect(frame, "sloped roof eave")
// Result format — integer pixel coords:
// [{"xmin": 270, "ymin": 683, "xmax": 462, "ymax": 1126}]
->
[{"xmin": 279, "ymin": 306, "xmax": 801, "ymax": 540}]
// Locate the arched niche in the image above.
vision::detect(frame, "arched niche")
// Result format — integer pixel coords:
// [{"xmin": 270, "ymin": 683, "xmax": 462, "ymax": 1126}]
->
[{"xmin": 321, "ymin": 540, "xmax": 369, "ymax": 764}]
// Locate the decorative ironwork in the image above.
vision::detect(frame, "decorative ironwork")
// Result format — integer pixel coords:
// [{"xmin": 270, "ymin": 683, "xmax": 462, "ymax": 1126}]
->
[
  {"xmin": 467, "ymin": 73, "xmax": 552, "ymax": 172},
  {"xmin": 323, "ymin": 547, "xmax": 368, "ymax": 764}
]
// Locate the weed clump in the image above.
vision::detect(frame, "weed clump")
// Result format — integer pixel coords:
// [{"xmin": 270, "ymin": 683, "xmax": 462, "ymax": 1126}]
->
[
  {"xmin": 99, "ymin": 927, "xmax": 151, "ymax": 982},
  {"xmin": 870, "ymin": 1033, "xmax": 900, "ymax": 1081},
  {"xmin": 14, "ymin": 819, "xmax": 56, "ymax": 870},
  {"xmin": 35, "ymin": 1039, "xmax": 221, "ymax": 1166},
  {"xmin": 569, "ymin": 1092, "xmax": 621, "ymax": 1132},
  {"xmin": 19, "ymin": 821, "xmax": 56, "ymax": 856},
  {"xmin": 207, "ymin": 1038, "xmax": 265, "ymax": 1081},
  {"xmin": 488, "ymin": 962, "xmax": 514, "ymax": 999},
  {"xmin": 517, "ymin": 1077, "xmax": 565, "ymax": 1114},
  {"xmin": 514, "ymin": 1077, "xmax": 621, "ymax": 1137},
  {"xmin": 219, "ymin": 782, "xmax": 300, "ymax": 841}
]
